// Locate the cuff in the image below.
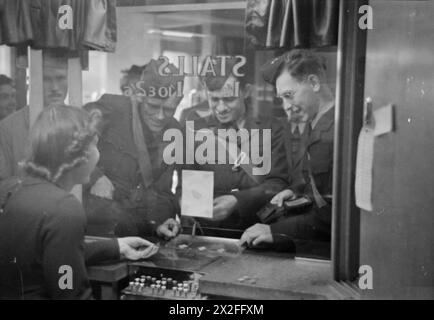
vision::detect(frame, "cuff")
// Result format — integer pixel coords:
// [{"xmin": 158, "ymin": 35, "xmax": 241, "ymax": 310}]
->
[
  {"xmin": 270, "ymin": 223, "xmax": 296, "ymax": 252},
  {"xmin": 232, "ymin": 188, "xmax": 268, "ymax": 219},
  {"xmin": 110, "ymin": 238, "xmax": 121, "ymax": 260}
]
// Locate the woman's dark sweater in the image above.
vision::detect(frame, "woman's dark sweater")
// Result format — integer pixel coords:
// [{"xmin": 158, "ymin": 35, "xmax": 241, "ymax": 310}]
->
[{"xmin": 0, "ymin": 177, "xmax": 119, "ymax": 299}]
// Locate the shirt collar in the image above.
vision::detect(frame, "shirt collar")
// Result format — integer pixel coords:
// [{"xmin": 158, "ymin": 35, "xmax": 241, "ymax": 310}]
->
[{"xmin": 288, "ymin": 112, "xmax": 308, "ymax": 134}]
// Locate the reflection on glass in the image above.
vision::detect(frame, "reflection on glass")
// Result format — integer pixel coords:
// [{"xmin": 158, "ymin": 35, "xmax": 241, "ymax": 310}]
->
[{"xmin": 82, "ymin": 5, "xmax": 337, "ymax": 260}]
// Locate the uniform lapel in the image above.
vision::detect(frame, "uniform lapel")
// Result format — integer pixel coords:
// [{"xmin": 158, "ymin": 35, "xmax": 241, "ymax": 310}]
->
[
  {"xmin": 242, "ymin": 115, "xmax": 261, "ymax": 145},
  {"xmin": 308, "ymin": 107, "xmax": 334, "ymax": 149},
  {"xmin": 278, "ymin": 119, "xmax": 295, "ymax": 171},
  {"xmin": 130, "ymin": 97, "xmax": 154, "ymax": 188},
  {"xmin": 291, "ymin": 125, "xmax": 309, "ymax": 170}
]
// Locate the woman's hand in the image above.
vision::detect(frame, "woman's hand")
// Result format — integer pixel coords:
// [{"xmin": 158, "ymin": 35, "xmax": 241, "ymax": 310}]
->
[
  {"xmin": 117, "ymin": 237, "xmax": 159, "ymax": 260},
  {"xmin": 270, "ymin": 189, "xmax": 296, "ymax": 207}
]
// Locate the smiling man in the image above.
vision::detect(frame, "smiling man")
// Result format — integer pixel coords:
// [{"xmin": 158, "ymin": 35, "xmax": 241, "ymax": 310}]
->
[
  {"xmin": 83, "ymin": 59, "xmax": 184, "ymax": 240},
  {"xmin": 183, "ymin": 57, "xmax": 289, "ymax": 231}
]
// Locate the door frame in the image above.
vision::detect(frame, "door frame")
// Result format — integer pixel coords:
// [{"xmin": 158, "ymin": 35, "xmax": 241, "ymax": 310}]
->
[{"xmin": 332, "ymin": 0, "xmax": 368, "ymax": 282}]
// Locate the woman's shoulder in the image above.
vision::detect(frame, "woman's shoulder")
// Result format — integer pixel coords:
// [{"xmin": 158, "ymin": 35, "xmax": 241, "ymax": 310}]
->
[{"xmin": 7, "ymin": 177, "xmax": 84, "ymax": 219}]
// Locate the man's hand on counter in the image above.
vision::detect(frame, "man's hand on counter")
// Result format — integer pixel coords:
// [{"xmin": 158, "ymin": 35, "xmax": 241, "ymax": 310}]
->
[
  {"xmin": 118, "ymin": 237, "xmax": 159, "ymax": 260},
  {"xmin": 239, "ymin": 223, "xmax": 273, "ymax": 248},
  {"xmin": 156, "ymin": 218, "xmax": 181, "ymax": 240},
  {"xmin": 212, "ymin": 195, "xmax": 238, "ymax": 221}
]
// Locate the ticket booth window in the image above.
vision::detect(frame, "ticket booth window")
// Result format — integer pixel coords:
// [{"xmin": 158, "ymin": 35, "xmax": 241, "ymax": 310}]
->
[{"xmin": 80, "ymin": 1, "xmax": 340, "ymax": 262}]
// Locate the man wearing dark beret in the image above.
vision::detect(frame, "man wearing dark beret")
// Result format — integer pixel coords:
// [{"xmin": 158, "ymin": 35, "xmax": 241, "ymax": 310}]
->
[
  {"xmin": 240, "ymin": 49, "xmax": 334, "ymax": 252},
  {"xmin": 119, "ymin": 64, "xmax": 147, "ymax": 96},
  {"xmin": 83, "ymin": 58, "xmax": 184, "ymax": 239}
]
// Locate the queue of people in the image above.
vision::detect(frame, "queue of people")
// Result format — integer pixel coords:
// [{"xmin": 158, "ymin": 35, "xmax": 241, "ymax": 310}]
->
[{"xmin": 0, "ymin": 49, "xmax": 334, "ymax": 299}]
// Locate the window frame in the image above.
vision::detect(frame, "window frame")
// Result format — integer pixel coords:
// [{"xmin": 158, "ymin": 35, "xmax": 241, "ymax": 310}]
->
[{"xmin": 116, "ymin": 0, "xmax": 367, "ymax": 285}]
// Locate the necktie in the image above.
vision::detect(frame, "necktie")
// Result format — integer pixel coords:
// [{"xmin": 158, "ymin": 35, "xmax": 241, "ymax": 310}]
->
[
  {"xmin": 293, "ymin": 124, "xmax": 301, "ymax": 137},
  {"xmin": 291, "ymin": 123, "xmax": 302, "ymax": 155}
]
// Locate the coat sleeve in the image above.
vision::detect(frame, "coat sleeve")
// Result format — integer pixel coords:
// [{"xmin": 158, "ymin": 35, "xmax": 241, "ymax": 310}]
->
[
  {"xmin": 84, "ymin": 238, "xmax": 120, "ymax": 266},
  {"xmin": 232, "ymin": 120, "xmax": 290, "ymax": 220},
  {"xmin": 0, "ymin": 144, "xmax": 8, "ymax": 181},
  {"xmin": 40, "ymin": 194, "xmax": 93, "ymax": 300},
  {"xmin": 0, "ymin": 125, "xmax": 13, "ymax": 181},
  {"xmin": 270, "ymin": 204, "xmax": 332, "ymax": 243}
]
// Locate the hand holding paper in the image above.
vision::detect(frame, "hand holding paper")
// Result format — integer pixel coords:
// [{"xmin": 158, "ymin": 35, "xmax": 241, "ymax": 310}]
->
[
  {"xmin": 181, "ymin": 170, "xmax": 214, "ymax": 218},
  {"xmin": 212, "ymin": 195, "xmax": 238, "ymax": 221}
]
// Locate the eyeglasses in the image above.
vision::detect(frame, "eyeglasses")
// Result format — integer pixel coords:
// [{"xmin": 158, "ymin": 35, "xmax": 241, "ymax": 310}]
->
[{"xmin": 277, "ymin": 90, "xmax": 297, "ymax": 101}]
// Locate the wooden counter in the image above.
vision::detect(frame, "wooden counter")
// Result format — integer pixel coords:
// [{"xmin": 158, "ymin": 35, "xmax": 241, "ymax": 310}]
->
[{"xmin": 86, "ymin": 236, "xmax": 355, "ymax": 300}]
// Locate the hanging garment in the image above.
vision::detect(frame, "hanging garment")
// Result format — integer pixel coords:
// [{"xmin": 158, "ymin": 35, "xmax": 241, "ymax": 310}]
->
[
  {"xmin": 82, "ymin": 0, "xmax": 117, "ymax": 52},
  {"xmin": 30, "ymin": 0, "xmax": 85, "ymax": 51},
  {"xmin": 0, "ymin": 0, "xmax": 117, "ymax": 52},
  {"xmin": 0, "ymin": 0, "xmax": 34, "ymax": 46},
  {"xmin": 245, "ymin": 0, "xmax": 339, "ymax": 49}
]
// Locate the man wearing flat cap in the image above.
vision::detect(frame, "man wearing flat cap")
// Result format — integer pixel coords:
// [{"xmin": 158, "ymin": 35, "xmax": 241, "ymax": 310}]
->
[
  {"xmin": 84, "ymin": 58, "xmax": 184, "ymax": 239},
  {"xmin": 240, "ymin": 49, "xmax": 334, "ymax": 252}
]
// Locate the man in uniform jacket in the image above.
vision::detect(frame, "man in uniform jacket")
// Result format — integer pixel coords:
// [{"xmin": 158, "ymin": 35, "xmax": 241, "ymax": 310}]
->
[
  {"xmin": 182, "ymin": 58, "xmax": 289, "ymax": 231},
  {"xmin": 240, "ymin": 49, "xmax": 334, "ymax": 250},
  {"xmin": 84, "ymin": 59, "xmax": 184, "ymax": 238}
]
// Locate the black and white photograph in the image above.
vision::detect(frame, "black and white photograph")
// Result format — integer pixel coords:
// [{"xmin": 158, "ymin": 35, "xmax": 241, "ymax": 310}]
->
[{"xmin": 0, "ymin": 0, "xmax": 433, "ymax": 304}]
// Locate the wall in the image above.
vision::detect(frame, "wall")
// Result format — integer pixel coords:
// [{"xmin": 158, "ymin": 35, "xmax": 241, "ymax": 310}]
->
[{"xmin": 360, "ymin": 0, "xmax": 434, "ymax": 299}]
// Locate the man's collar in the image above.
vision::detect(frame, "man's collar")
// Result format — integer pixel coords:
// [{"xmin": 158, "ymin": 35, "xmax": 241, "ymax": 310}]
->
[
  {"xmin": 236, "ymin": 115, "xmax": 246, "ymax": 129},
  {"xmin": 287, "ymin": 110, "xmax": 309, "ymax": 124},
  {"xmin": 291, "ymin": 122, "xmax": 307, "ymax": 135},
  {"xmin": 311, "ymin": 101, "xmax": 335, "ymax": 130}
]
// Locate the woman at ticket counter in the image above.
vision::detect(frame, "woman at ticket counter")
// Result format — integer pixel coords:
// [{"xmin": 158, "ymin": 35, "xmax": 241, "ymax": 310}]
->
[{"xmin": 0, "ymin": 105, "xmax": 158, "ymax": 299}]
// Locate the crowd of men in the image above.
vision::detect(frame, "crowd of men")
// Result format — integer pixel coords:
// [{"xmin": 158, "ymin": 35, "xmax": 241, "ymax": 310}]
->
[{"xmin": 0, "ymin": 49, "xmax": 334, "ymax": 254}]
